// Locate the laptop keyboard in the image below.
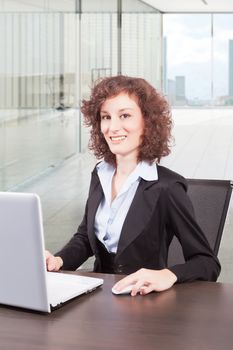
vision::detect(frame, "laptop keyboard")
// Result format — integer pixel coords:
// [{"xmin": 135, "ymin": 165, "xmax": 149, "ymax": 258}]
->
[{"xmin": 46, "ymin": 272, "xmax": 101, "ymax": 307}]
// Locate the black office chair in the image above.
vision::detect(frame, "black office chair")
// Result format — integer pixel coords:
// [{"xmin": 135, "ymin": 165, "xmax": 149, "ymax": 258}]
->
[{"xmin": 168, "ymin": 179, "xmax": 233, "ymax": 266}]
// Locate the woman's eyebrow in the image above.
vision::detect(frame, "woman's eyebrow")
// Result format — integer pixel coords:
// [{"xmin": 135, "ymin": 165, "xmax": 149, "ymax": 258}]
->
[
  {"xmin": 118, "ymin": 107, "xmax": 134, "ymax": 112},
  {"xmin": 100, "ymin": 107, "xmax": 134, "ymax": 114}
]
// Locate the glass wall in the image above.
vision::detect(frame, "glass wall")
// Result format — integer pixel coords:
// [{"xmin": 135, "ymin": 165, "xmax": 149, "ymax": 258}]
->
[
  {"xmin": 163, "ymin": 13, "xmax": 233, "ymax": 107},
  {"xmin": 0, "ymin": 0, "xmax": 162, "ymax": 190},
  {"xmin": 121, "ymin": 0, "xmax": 161, "ymax": 89},
  {"xmin": 122, "ymin": 12, "xmax": 162, "ymax": 89},
  {"xmin": 0, "ymin": 1, "xmax": 79, "ymax": 190},
  {"xmin": 0, "ymin": 12, "xmax": 78, "ymax": 109}
]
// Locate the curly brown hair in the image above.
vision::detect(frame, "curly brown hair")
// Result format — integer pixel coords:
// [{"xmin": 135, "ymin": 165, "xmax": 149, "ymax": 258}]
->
[{"xmin": 81, "ymin": 75, "xmax": 173, "ymax": 164}]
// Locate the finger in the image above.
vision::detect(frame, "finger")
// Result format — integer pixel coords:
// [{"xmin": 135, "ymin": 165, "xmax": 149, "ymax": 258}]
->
[
  {"xmin": 113, "ymin": 274, "xmax": 138, "ymax": 292},
  {"xmin": 47, "ymin": 257, "xmax": 57, "ymax": 271},
  {"xmin": 131, "ymin": 279, "xmax": 146, "ymax": 296},
  {"xmin": 47, "ymin": 259, "xmax": 53, "ymax": 271},
  {"xmin": 139, "ymin": 285, "xmax": 154, "ymax": 296}
]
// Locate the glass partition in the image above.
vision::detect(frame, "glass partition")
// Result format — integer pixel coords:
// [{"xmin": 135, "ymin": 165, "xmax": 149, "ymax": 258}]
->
[
  {"xmin": 122, "ymin": 12, "xmax": 162, "ymax": 89},
  {"xmin": 122, "ymin": 0, "xmax": 161, "ymax": 89},
  {"xmin": 0, "ymin": 2, "xmax": 79, "ymax": 190}
]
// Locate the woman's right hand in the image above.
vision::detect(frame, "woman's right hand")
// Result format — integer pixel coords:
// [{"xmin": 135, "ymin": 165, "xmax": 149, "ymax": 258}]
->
[{"xmin": 45, "ymin": 250, "xmax": 63, "ymax": 271}]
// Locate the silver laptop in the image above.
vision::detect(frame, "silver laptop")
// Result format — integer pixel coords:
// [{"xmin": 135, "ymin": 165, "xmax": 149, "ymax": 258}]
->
[{"xmin": 0, "ymin": 192, "xmax": 103, "ymax": 313}]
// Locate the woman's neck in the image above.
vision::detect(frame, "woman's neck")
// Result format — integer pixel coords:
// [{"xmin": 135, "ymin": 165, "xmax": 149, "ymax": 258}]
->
[
  {"xmin": 115, "ymin": 154, "xmax": 138, "ymax": 176},
  {"xmin": 111, "ymin": 157, "xmax": 139, "ymax": 201}
]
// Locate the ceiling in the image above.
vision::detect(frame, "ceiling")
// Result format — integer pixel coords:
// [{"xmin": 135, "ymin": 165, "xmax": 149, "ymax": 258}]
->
[
  {"xmin": 1, "ymin": 0, "xmax": 233, "ymax": 13},
  {"xmin": 143, "ymin": 0, "xmax": 233, "ymax": 13}
]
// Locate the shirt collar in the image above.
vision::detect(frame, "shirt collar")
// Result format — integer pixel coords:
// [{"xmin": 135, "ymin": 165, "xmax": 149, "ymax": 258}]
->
[
  {"xmin": 96, "ymin": 160, "xmax": 158, "ymax": 182},
  {"xmin": 136, "ymin": 161, "xmax": 158, "ymax": 181},
  {"xmin": 96, "ymin": 161, "xmax": 115, "ymax": 205}
]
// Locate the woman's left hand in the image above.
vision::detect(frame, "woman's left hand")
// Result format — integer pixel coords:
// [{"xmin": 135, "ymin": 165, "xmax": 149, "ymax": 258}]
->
[{"xmin": 112, "ymin": 268, "xmax": 177, "ymax": 296}]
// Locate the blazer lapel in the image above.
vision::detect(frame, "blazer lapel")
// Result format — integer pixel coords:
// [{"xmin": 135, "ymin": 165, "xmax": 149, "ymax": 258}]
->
[
  {"xmin": 116, "ymin": 179, "xmax": 160, "ymax": 256},
  {"xmin": 86, "ymin": 171, "xmax": 103, "ymax": 251}
]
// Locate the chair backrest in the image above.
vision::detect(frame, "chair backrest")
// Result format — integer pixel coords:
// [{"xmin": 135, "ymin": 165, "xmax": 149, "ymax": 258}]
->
[{"xmin": 168, "ymin": 179, "xmax": 233, "ymax": 266}]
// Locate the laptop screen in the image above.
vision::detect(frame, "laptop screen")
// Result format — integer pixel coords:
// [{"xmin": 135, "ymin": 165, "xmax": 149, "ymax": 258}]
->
[
  {"xmin": 0, "ymin": 192, "xmax": 50, "ymax": 311},
  {"xmin": 0, "ymin": 192, "xmax": 103, "ymax": 313}
]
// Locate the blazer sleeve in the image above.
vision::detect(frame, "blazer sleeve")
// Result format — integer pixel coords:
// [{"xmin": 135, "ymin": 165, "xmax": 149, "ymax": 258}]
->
[
  {"xmin": 166, "ymin": 180, "xmax": 221, "ymax": 283},
  {"xmin": 55, "ymin": 199, "xmax": 94, "ymax": 270}
]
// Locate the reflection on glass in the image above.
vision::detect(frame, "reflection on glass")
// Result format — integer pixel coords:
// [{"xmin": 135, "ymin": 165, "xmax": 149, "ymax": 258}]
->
[
  {"xmin": 122, "ymin": 13, "xmax": 162, "ymax": 90},
  {"xmin": 0, "ymin": 11, "xmax": 79, "ymax": 190}
]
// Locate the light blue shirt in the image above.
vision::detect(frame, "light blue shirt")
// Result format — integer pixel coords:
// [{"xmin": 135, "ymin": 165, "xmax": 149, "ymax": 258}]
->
[{"xmin": 94, "ymin": 160, "xmax": 158, "ymax": 253}]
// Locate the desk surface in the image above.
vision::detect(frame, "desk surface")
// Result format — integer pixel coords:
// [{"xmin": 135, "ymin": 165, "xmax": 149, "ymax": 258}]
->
[{"xmin": 1, "ymin": 272, "xmax": 233, "ymax": 350}]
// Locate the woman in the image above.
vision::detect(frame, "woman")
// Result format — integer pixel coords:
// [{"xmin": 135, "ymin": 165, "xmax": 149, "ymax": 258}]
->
[{"xmin": 46, "ymin": 75, "xmax": 220, "ymax": 296}]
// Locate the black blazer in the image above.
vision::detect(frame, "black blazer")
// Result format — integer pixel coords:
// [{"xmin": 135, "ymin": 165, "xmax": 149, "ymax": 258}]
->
[{"xmin": 56, "ymin": 164, "xmax": 221, "ymax": 283}]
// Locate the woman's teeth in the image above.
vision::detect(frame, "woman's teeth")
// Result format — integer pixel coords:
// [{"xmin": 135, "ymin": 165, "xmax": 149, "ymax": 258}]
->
[{"xmin": 110, "ymin": 136, "xmax": 126, "ymax": 141}]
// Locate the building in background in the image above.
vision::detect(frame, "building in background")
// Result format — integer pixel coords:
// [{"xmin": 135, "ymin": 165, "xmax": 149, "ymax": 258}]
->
[{"xmin": 175, "ymin": 75, "xmax": 186, "ymax": 105}]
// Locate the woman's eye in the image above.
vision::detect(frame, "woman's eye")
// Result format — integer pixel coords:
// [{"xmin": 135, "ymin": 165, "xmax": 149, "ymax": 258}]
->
[
  {"xmin": 101, "ymin": 115, "xmax": 110, "ymax": 120},
  {"xmin": 120, "ymin": 113, "xmax": 130, "ymax": 119}
]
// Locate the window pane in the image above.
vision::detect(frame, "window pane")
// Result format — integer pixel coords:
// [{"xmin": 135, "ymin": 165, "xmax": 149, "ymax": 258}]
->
[
  {"xmin": 213, "ymin": 14, "xmax": 233, "ymax": 106},
  {"xmin": 122, "ymin": 12, "xmax": 162, "ymax": 89},
  {"xmin": 0, "ymin": 12, "xmax": 79, "ymax": 190},
  {"xmin": 163, "ymin": 14, "xmax": 212, "ymax": 107}
]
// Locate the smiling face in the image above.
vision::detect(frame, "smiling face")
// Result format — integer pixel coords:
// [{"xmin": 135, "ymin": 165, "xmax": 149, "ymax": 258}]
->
[{"xmin": 100, "ymin": 92, "xmax": 144, "ymax": 163}]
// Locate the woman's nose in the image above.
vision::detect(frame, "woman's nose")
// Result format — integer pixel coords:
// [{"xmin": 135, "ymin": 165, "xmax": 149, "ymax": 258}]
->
[{"xmin": 109, "ymin": 117, "xmax": 121, "ymax": 131}]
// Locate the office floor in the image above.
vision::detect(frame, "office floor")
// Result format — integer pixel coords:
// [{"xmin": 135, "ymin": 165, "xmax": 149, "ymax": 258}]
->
[{"xmin": 17, "ymin": 108, "xmax": 233, "ymax": 283}]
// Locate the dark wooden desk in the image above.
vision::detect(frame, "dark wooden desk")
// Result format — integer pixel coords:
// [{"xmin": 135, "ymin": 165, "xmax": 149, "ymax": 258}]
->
[{"xmin": 0, "ymin": 272, "xmax": 233, "ymax": 350}]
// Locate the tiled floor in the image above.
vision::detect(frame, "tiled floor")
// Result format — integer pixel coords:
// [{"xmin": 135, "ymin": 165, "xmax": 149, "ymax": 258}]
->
[{"xmin": 17, "ymin": 108, "xmax": 233, "ymax": 282}]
